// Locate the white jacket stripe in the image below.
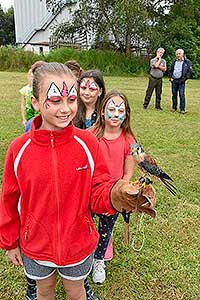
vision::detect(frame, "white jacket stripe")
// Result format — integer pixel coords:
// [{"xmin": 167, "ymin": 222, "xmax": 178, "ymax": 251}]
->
[
  {"xmin": 73, "ymin": 135, "xmax": 94, "ymax": 177},
  {"xmin": 14, "ymin": 138, "xmax": 31, "ymax": 177}
]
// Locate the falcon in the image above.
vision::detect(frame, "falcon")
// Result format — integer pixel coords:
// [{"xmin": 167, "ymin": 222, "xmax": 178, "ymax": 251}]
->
[{"xmin": 131, "ymin": 143, "xmax": 176, "ymax": 195}]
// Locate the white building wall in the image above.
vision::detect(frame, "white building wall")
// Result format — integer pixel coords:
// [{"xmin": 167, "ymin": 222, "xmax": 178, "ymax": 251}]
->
[
  {"xmin": 13, "ymin": 0, "xmax": 80, "ymax": 54},
  {"xmin": 13, "ymin": 0, "xmax": 48, "ymax": 44}
]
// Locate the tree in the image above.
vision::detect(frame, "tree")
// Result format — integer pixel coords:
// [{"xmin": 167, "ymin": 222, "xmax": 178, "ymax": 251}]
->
[
  {"xmin": 49, "ymin": 0, "xmax": 153, "ymax": 55},
  {"xmin": 0, "ymin": 5, "xmax": 15, "ymax": 46}
]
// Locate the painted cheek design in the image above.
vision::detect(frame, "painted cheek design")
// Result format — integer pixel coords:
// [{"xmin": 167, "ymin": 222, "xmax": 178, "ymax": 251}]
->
[{"xmin": 106, "ymin": 109, "xmax": 113, "ymax": 119}]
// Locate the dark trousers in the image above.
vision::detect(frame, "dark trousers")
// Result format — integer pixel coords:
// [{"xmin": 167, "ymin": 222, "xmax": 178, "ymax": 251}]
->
[
  {"xmin": 94, "ymin": 213, "xmax": 118, "ymax": 260},
  {"xmin": 171, "ymin": 79, "xmax": 186, "ymax": 111},
  {"xmin": 143, "ymin": 76, "xmax": 163, "ymax": 108}
]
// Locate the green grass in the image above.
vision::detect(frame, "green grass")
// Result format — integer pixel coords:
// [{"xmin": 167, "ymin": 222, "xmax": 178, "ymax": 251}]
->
[{"xmin": 0, "ymin": 72, "xmax": 200, "ymax": 300}]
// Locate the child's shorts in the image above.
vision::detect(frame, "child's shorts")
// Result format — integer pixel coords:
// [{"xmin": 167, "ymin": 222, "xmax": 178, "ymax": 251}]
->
[{"xmin": 23, "ymin": 253, "xmax": 94, "ymax": 281}]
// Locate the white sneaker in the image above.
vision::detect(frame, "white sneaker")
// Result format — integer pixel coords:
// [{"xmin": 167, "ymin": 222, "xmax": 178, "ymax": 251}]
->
[{"xmin": 92, "ymin": 259, "xmax": 106, "ymax": 284}]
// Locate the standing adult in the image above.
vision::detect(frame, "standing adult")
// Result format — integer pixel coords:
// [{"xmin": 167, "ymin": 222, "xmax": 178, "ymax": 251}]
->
[
  {"xmin": 169, "ymin": 48, "xmax": 192, "ymax": 114},
  {"xmin": 143, "ymin": 47, "xmax": 167, "ymax": 110}
]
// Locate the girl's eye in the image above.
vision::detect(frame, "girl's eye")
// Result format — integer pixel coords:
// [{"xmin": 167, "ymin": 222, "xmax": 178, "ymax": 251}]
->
[
  {"xmin": 89, "ymin": 87, "xmax": 98, "ymax": 91},
  {"xmin": 80, "ymin": 85, "xmax": 86, "ymax": 90},
  {"xmin": 108, "ymin": 108, "xmax": 115, "ymax": 112},
  {"xmin": 68, "ymin": 97, "xmax": 77, "ymax": 103},
  {"xmin": 119, "ymin": 109, "xmax": 125, "ymax": 113},
  {"xmin": 48, "ymin": 96, "xmax": 62, "ymax": 103}
]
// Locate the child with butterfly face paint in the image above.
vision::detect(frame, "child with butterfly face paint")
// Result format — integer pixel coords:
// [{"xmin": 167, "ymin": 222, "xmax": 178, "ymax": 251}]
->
[
  {"xmin": 74, "ymin": 70, "xmax": 106, "ymax": 129},
  {"xmin": 91, "ymin": 89, "xmax": 136, "ymax": 284},
  {"xmin": 0, "ymin": 63, "xmax": 117, "ymax": 300}
]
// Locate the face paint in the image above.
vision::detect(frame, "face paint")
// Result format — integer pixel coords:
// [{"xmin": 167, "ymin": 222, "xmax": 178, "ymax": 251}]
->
[
  {"xmin": 44, "ymin": 82, "xmax": 77, "ymax": 108},
  {"xmin": 105, "ymin": 99, "xmax": 126, "ymax": 121},
  {"xmin": 80, "ymin": 79, "xmax": 98, "ymax": 91},
  {"xmin": 61, "ymin": 81, "xmax": 68, "ymax": 97}
]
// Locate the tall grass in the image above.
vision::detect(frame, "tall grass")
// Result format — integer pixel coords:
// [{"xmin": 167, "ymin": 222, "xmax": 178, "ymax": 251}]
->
[
  {"xmin": 0, "ymin": 72, "xmax": 200, "ymax": 300},
  {"xmin": 0, "ymin": 46, "xmax": 149, "ymax": 75}
]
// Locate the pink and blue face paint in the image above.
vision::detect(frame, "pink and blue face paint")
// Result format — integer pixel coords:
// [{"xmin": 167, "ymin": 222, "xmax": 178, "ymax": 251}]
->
[
  {"xmin": 80, "ymin": 79, "xmax": 99, "ymax": 91},
  {"xmin": 105, "ymin": 99, "xmax": 126, "ymax": 121},
  {"xmin": 44, "ymin": 82, "xmax": 77, "ymax": 108}
]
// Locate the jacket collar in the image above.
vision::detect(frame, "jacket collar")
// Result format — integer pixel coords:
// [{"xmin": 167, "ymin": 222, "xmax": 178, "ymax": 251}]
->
[{"xmin": 30, "ymin": 115, "xmax": 75, "ymax": 146}]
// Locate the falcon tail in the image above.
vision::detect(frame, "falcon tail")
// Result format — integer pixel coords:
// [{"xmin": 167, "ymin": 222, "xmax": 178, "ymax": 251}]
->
[
  {"xmin": 160, "ymin": 178, "xmax": 177, "ymax": 196},
  {"xmin": 159, "ymin": 170, "xmax": 173, "ymax": 181}
]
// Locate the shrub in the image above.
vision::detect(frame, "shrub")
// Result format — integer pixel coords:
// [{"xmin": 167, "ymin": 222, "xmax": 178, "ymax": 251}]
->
[{"xmin": 0, "ymin": 46, "xmax": 149, "ymax": 76}]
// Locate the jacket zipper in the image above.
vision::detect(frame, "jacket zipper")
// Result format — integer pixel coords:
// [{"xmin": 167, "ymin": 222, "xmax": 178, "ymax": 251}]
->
[{"xmin": 50, "ymin": 131, "xmax": 61, "ymax": 264}]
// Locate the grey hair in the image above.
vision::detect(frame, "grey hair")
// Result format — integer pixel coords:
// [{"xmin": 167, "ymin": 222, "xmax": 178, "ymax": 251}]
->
[
  {"xmin": 157, "ymin": 47, "xmax": 165, "ymax": 53},
  {"xmin": 176, "ymin": 48, "xmax": 184, "ymax": 55},
  {"xmin": 32, "ymin": 62, "xmax": 76, "ymax": 99}
]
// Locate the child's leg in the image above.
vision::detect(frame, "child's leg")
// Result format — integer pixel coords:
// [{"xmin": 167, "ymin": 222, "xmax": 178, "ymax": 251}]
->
[
  {"xmin": 36, "ymin": 273, "xmax": 57, "ymax": 300},
  {"xmin": 95, "ymin": 213, "xmax": 118, "ymax": 259},
  {"xmin": 62, "ymin": 278, "xmax": 86, "ymax": 300},
  {"xmin": 26, "ymin": 276, "xmax": 37, "ymax": 300}
]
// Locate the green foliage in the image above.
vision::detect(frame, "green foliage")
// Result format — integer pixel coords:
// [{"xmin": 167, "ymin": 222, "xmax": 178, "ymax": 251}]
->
[
  {"xmin": 0, "ymin": 5, "xmax": 15, "ymax": 46},
  {"xmin": 0, "ymin": 46, "xmax": 149, "ymax": 76},
  {"xmin": 47, "ymin": 47, "xmax": 149, "ymax": 75},
  {"xmin": 0, "ymin": 47, "xmax": 44, "ymax": 71},
  {"xmin": 0, "ymin": 72, "xmax": 200, "ymax": 299}
]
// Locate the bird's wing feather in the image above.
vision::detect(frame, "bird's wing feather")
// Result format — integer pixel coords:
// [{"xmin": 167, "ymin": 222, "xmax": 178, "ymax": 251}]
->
[{"xmin": 140, "ymin": 157, "xmax": 173, "ymax": 181}]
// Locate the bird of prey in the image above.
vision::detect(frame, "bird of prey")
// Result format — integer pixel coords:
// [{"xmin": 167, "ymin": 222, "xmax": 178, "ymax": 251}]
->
[{"xmin": 131, "ymin": 143, "xmax": 176, "ymax": 195}]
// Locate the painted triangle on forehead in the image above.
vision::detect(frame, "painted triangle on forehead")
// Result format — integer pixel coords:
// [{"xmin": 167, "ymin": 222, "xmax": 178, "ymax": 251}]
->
[
  {"xmin": 61, "ymin": 81, "xmax": 69, "ymax": 97},
  {"xmin": 68, "ymin": 85, "xmax": 77, "ymax": 98},
  {"xmin": 47, "ymin": 82, "xmax": 61, "ymax": 98},
  {"xmin": 108, "ymin": 99, "xmax": 125, "ymax": 108}
]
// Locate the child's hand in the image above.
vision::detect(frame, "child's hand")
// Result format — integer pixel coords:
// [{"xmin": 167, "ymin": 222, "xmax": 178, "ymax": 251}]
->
[
  {"xmin": 6, "ymin": 247, "xmax": 23, "ymax": 266},
  {"xmin": 23, "ymin": 119, "xmax": 27, "ymax": 126}
]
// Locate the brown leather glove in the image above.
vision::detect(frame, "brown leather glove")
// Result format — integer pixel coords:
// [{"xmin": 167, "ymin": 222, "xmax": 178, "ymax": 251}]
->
[
  {"xmin": 110, "ymin": 179, "xmax": 156, "ymax": 217},
  {"xmin": 137, "ymin": 184, "xmax": 157, "ymax": 217}
]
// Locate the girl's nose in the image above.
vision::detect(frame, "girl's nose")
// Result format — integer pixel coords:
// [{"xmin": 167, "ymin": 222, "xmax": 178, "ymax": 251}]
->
[
  {"xmin": 60, "ymin": 101, "xmax": 70, "ymax": 113},
  {"xmin": 114, "ymin": 110, "xmax": 119, "ymax": 117}
]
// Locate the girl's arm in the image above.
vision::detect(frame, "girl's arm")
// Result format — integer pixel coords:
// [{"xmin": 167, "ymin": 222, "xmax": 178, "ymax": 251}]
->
[
  {"xmin": 20, "ymin": 95, "xmax": 27, "ymax": 126},
  {"xmin": 122, "ymin": 155, "xmax": 135, "ymax": 181}
]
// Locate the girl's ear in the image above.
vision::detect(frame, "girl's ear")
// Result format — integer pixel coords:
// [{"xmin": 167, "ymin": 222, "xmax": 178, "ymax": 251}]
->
[
  {"xmin": 98, "ymin": 88, "xmax": 102, "ymax": 97},
  {"xmin": 31, "ymin": 95, "xmax": 40, "ymax": 112}
]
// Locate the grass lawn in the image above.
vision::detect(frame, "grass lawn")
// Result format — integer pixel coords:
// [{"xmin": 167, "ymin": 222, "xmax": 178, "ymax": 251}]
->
[{"xmin": 0, "ymin": 72, "xmax": 200, "ymax": 300}]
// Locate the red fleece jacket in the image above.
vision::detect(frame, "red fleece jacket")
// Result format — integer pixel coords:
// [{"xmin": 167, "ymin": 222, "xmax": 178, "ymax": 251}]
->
[{"xmin": 0, "ymin": 116, "xmax": 116, "ymax": 265}]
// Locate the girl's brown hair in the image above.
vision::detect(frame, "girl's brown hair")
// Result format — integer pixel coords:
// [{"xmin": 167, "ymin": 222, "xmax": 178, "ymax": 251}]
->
[
  {"xmin": 92, "ymin": 89, "xmax": 136, "ymax": 140},
  {"xmin": 32, "ymin": 62, "xmax": 76, "ymax": 100},
  {"xmin": 64, "ymin": 60, "xmax": 83, "ymax": 78}
]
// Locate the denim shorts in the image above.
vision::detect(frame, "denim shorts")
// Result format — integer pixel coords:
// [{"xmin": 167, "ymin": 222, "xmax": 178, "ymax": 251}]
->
[{"xmin": 23, "ymin": 253, "xmax": 94, "ymax": 281}]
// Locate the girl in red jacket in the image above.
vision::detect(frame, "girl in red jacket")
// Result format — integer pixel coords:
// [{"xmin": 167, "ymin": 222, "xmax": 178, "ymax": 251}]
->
[{"xmin": 0, "ymin": 63, "xmax": 144, "ymax": 300}]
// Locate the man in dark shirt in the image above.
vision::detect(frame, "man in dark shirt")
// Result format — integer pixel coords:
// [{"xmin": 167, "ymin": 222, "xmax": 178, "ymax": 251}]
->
[{"xmin": 143, "ymin": 48, "xmax": 167, "ymax": 110}]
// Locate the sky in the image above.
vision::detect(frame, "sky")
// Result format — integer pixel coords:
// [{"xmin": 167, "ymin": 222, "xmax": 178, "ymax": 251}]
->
[{"xmin": 0, "ymin": 0, "xmax": 14, "ymax": 10}]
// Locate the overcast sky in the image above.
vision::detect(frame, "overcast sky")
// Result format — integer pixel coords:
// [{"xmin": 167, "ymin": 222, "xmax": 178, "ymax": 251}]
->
[{"xmin": 0, "ymin": 0, "xmax": 14, "ymax": 10}]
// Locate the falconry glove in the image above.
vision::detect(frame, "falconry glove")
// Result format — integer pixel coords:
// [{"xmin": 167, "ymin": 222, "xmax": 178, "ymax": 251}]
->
[{"xmin": 110, "ymin": 179, "xmax": 156, "ymax": 217}]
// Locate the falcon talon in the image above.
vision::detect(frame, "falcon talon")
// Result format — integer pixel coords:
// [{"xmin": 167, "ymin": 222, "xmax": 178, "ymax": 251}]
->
[
  {"xmin": 145, "ymin": 177, "xmax": 153, "ymax": 185},
  {"xmin": 139, "ymin": 176, "xmax": 146, "ymax": 184}
]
